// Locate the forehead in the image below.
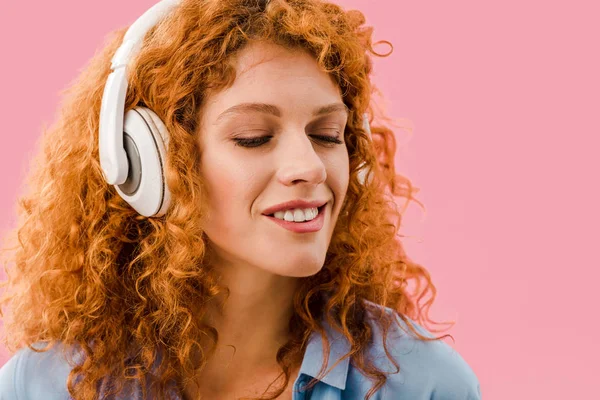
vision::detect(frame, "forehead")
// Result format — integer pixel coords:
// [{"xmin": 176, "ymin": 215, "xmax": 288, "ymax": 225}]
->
[
  {"xmin": 202, "ymin": 41, "xmax": 345, "ymax": 120},
  {"xmin": 233, "ymin": 40, "xmax": 317, "ymax": 76}
]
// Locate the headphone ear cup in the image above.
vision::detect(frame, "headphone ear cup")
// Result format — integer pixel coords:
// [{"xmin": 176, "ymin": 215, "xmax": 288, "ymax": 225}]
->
[
  {"xmin": 357, "ymin": 115, "xmax": 373, "ymax": 186},
  {"xmin": 113, "ymin": 106, "xmax": 171, "ymax": 217}
]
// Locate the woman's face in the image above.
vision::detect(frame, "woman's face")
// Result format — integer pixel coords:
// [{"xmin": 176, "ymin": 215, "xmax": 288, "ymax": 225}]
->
[{"xmin": 197, "ymin": 40, "xmax": 350, "ymax": 278}]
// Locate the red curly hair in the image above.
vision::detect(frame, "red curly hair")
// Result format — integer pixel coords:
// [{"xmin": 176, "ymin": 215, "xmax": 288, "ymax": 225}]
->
[{"xmin": 0, "ymin": 0, "xmax": 453, "ymax": 399}]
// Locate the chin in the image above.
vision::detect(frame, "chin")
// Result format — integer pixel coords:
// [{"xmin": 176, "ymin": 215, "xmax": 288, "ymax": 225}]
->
[
  {"xmin": 268, "ymin": 262, "xmax": 322, "ymax": 278},
  {"xmin": 292, "ymin": 263, "xmax": 324, "ymax": 278}
]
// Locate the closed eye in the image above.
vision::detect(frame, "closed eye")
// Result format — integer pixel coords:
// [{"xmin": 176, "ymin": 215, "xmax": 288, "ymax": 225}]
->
[{"xmin": 233, "ymin": 135, "xmax": 343, "ymax": 148}]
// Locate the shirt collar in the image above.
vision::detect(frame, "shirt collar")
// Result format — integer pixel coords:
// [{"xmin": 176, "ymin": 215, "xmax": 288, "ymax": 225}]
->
[{"xmin": 297, "ymin": 314, "xmax": 352, "ymax": 391}]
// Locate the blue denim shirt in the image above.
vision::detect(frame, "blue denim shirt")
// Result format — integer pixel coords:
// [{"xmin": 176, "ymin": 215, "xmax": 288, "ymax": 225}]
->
[{"xmin": 0, "ymin": 301, "xmax": 481, "ymax": 399}]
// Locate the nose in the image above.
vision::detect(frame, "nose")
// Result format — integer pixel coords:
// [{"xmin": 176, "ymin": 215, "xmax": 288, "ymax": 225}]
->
[{"xmin": 275, "ymin": 133, "xmax": 328, "ymax": 187}]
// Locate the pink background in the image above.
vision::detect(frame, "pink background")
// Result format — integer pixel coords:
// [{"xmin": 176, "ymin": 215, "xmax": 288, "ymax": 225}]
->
[{"xmin": 1, "ymin": 1, "xmax": 598, "ymax": 398}]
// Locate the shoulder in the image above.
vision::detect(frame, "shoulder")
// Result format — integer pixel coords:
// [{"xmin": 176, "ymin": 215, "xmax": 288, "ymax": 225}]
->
[
  {"xmin": 350, "ymin": 300, "xmax": 481, "ymax": 399},
  {"xmin": 0, "ymin": 342, "xmax": 77, "ymax": 400},
  {"xmin": 0, "ymin": 342, "xmax": 175, "ymax": 400}
]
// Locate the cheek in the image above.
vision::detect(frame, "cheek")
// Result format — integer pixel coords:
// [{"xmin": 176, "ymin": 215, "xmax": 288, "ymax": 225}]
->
[
  {"xmin": 332, "ymin": 153, "xmax": 350, "ymax": 184},
  {"xmin": 327, "ymin": 155, "xmax": 350, "ymax": 207},
  {"xmin": 201, "ymin": 155, "xmax": 259, "ymax": 211}
]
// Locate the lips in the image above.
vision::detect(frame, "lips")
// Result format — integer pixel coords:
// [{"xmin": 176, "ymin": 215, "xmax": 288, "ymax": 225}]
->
[
  {"xmin": 266, "ymin": 204, "xmax": 327, "ymax": 218},
  {"xmin": 264, "ymin": 203, "xmax": 327, "ymax": 233},
  {"xmin": 261, "ymin": 199, "xmax": 328, "ymax": 216}
]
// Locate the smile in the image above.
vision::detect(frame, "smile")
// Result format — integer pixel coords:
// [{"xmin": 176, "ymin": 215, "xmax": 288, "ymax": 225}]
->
[{"xmin": 264, "ymin": 204, "xmax": 326, "ymax": 233}]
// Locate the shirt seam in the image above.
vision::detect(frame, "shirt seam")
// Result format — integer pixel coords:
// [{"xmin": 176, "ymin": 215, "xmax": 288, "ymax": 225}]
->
[{"xmin": 12, "ymin": 349, "xmax": 25, "ymax": 400}]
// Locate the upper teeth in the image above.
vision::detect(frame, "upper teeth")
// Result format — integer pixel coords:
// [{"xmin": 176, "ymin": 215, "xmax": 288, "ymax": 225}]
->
[{"xmin": 273, "ymin": 207, "xmax": 319, "ymax": 222}]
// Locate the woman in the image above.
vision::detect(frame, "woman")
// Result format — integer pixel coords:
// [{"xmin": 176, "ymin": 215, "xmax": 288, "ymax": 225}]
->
[{"xmin": 0, "ymin": 0, "xmax": 481, "ymax": 399}]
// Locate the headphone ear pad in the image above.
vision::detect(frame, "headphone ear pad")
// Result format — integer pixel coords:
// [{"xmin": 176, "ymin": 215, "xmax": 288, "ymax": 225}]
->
[{"xmin": 114, "ymin": 106, "xmax": 171, "ymax": 217}]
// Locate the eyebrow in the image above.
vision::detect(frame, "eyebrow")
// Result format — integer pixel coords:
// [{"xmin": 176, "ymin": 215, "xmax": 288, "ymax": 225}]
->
[{"xmin": 214, "ymin": 102, "xmax": 349, "ymax": 125}]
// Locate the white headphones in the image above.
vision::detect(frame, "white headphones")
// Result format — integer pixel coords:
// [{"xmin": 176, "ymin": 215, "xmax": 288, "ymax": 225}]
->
[{"xmin": 99, "ymin": 0, "xmax": 372, "ymax": 218}]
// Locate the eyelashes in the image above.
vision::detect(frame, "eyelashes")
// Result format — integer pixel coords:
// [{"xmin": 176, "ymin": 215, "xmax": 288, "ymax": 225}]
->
[{"xmin": 233, "ymin": 135, "xmax": 343, "ymax": 148}]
